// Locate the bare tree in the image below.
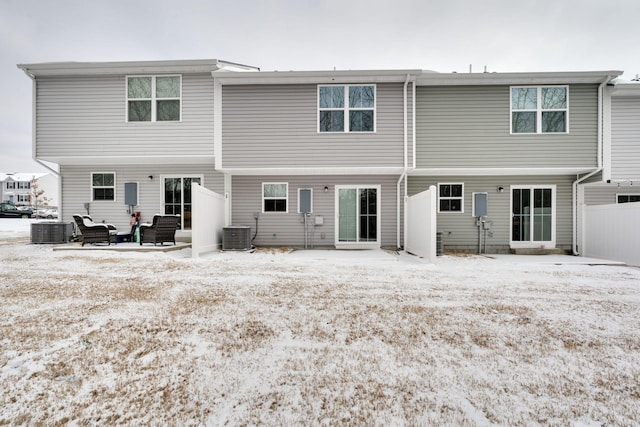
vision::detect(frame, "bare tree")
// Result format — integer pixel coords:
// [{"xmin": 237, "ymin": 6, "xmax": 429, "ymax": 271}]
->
[{"xmin": 29, "ymin": 176, "xmax": 49, "ymax": 215}]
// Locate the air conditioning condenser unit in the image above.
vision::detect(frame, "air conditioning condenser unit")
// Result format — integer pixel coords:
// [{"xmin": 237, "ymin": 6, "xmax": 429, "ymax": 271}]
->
[
  {"xmin": 31, "ymin": 222, "xmax": 73, "ymax": 244},
  {"xmin": 222, "ymin": 226, "xmax": 252, "ymax": 251}
]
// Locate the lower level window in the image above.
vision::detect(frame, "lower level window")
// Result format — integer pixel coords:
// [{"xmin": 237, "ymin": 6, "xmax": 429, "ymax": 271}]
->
[
  {"xmin": 438, "ymin": 183, "xmax": 464, "ymax": 212},
  {"xmin": 263, "ymin": 183, "xmax": 288, "ymax": 213},
  {"xmin": 617, "ymin": 194, "xmax": 640, "ymax": 204},
  {"xmin": 91, "ymin": 172, "xmax": 115, "ymax": 201}
]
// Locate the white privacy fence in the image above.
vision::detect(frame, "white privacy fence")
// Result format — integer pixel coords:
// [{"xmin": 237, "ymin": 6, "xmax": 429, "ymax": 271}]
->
[
  {"xmin": 191, "ymin": 183, "xmax": 225, "ymax": 258},
  {"xmin": 404, "ymin": 186, "xmax": 437, "ymax": 262},
  {"xmin": 583, "ymin": 202, "xmax": 640, "ymax": 266}
]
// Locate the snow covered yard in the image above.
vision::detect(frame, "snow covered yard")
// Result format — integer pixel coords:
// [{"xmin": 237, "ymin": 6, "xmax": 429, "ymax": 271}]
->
[{"xmin": 1, "ymin": 219, "xmax": 639, "ymax": 426}]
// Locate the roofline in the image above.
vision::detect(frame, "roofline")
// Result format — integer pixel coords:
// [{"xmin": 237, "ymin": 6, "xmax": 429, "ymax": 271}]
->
[
  {"xmin": 415, "ymin": 70, "xmax": 623, "ymax": 85},
  {"xmin": 17, "ymin": 59, "xmax": 259, "ymax": 77},
  {"xmin": 213, "ymin": 69, "xmax": 427, "ymax": 85},
  {"xmin": 609, "ymin": 81, "xmax": 640, "ymax": 96}
]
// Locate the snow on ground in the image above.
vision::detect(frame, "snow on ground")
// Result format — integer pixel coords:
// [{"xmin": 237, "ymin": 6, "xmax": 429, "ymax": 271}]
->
[{"xmin": 1, "ymin": 219, "xmax": 640, "ymax": 425}]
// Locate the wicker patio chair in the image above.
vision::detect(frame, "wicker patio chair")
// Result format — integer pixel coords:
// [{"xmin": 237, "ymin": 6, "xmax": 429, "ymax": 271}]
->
[
  {"xmin": 139, "ymin": 215, "xmax": 180, "ymax": 246},
  {"xmin": 73, "ymin": 214, "xmax": 117, "ymax": 246}
]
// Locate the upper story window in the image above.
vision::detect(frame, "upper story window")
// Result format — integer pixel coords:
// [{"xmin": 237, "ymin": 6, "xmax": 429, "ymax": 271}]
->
[
  {"xmin": 263, "ymin": 182, "xmax": 288, "ymax": 213},
  {"xmin": 17, "ymin": 182, "xmax": 30, "ymax": 189},
  {"xmin": 438, "ymin": 183, "xmax": 464, "ymax": 213},
  {"xmin": 617, "ymin": 194, "xmax": 640, "ymax": 204},
  {"xmin": 511, "ymin": 86, "xmax": 568, "ymax": 134},
  {"xmin": 127, "ymin": 75, "xmax": 181, "ymax": 122},
  {"xmin": 92, "ymin": 172, "xmax": 115, "ymax": 201},
  {"xmin": 318, "ymin": 85, "xmax": 375, "ymax": 132},
  {"xmin": 6, "ymin": 182, "xmax": 15, "ymax": 189}
]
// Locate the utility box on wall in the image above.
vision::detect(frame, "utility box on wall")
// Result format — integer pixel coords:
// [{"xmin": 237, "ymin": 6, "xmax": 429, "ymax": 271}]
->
[
  {"xmin": 473, "ymin": 192, "xmax": 488, "ymax": 217},
  {"xmin": 124, "ymin": 182, "xmax": 138, "ymax": 206},
  {"xmin": 299, "ymin": 188, "xmax": 313, "ymax": 213}
]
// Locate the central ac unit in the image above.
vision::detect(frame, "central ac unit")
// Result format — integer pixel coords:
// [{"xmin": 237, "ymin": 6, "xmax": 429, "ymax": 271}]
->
[
  {"xmin": 31, "ymin": 222, "xmax": 73, "ymax": 244},
  {"xmin": 222, "ymin": 226, "xmax": 252, "ymax": 251}
]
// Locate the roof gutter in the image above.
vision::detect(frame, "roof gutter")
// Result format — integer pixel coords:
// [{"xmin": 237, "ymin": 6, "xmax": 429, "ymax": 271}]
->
[{"xmin": 572, "ymin": 75, "xmax": 614, "ymax": 255}]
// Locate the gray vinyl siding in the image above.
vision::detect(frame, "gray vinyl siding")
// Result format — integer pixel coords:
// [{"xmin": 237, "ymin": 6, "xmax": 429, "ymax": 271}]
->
[
  {"xmin": 584, "ymin": 184, "xmax": 640, "ymax": 205},
  {"xmin": 60, "ymin": 164, "xmax": 224, "ymax": 232},
  {"xmin": 221, "ymin": 83, "xmax": 409, "ymax": 169},
  {"xmin": 231, "ymin": 175, "xmax": 400, "ymax": 248},
  {"xmin": 36, "ymin": 73, "xmax": 215, "ymax": 159},
  {"xmin": 416, "ymin": 84, "xmax": 599, "ymax": 169},
  {"xmin": 408, "ymin": 175, "xmax": 574, "ymax": 252},
  {"xmin": 611, "ymin": 96, "xmax": 640, "ymax": 180}
]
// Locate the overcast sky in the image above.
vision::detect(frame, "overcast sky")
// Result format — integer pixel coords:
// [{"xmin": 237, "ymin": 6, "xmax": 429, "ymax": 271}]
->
[{"xmin": 1, "ymin": 0, "xmax": 638, "ymax": 173}]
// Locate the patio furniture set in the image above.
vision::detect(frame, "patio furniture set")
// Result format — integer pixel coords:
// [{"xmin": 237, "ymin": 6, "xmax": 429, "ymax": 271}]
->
[{"xmin": 72, "ymin": 214, "xmax": 180, "ymax": 247}]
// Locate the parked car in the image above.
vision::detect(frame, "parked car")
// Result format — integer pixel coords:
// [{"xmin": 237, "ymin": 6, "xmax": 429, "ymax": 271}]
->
[
  {"xmin": 35, "ymin": 208, "xmax": 58, "ymax": 219},
  {"xmin": 0, "ymin": 203, "xmax": 33, "ymax": 218}
]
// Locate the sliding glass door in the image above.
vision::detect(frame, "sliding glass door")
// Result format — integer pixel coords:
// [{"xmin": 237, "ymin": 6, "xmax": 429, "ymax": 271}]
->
[
  {"xmin": 163, "ymin": 176, "xmax": 202, "ymax": 230},
  {"xmin": 337, "ymin": 186, "xmax": 380, "ymax": 247},
  {"xmin": 511, "ymin": 185, "xmax": 555, "ymax": 247}
]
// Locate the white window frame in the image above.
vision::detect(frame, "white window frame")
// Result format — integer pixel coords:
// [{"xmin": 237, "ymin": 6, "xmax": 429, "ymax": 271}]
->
[
  {"xmin": 317, "ymin": 84, "xmax": 376, "ymax": 133},
  {"xmin": 510, "ymin": 86, "xmax": 569, "ymax": 134},
  {"xmin": 262, "ymin": 182, "xmax": 289, "ymax": 213},
  {"xmin": 616, "ymin": 194, "xmax": 640, "ymax": 204},
  {"xmin": 437, "ymin": 183, "xmax": 464, "ymax": 213},
  {"xmin": 509, "ymin": 184, "xmax": 556, "ymax": 248},
  {"xmin": 6, "ymin": 181, "xmax": 15, "ymax": 189},
  {"xmin": 126, "ymin": 75, "xmax": 182, "ymax": 123},
  {"xmin": 16, "ymin": 194, "xmax": 29, "ymax": 203},
  {"xmin": 17, "ymin": 181, "xmax": 30, "ymax": 189},
  {"xmin": 91, "ymin": 172, "xmax": 116, "ymax": 202},
  {"xmin": 297, "ymin": 188, "xmax": 313, "ymax": 213}
]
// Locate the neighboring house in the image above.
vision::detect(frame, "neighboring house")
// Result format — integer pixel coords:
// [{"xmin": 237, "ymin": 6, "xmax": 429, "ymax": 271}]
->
[
  {"xmin": 0, "ymin": 172, "xmax": 59, "ymax": 208},
  {"xmin": 583, "ymin": 81, "xmax": 640, "ymax": 207},
  {"xmin": 17, "ymin": 59, "xmax": 624, "ymax": 253},
  {"xmin": 408, "ymin": 71, "xmax": 622, "ymax": 253}
]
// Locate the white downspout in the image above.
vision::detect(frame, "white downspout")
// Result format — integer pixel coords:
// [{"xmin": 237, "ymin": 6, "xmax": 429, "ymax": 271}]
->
[
  {"xmin": 397, "ymin": 74, "xmax": 410, "ymax": 249},
  {"xmin": 572, "ymin": 76, "xmax": 612, "ymax": 255}
]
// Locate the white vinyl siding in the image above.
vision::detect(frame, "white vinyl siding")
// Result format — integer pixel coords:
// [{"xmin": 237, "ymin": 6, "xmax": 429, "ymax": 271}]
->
[
  {"xmin": 611, "ymin": 96, "xmax": 640, "ymax": 180},
  {"xmin": 416, "ymin": 85, "xmax": 597, "ymax": 169},
  {"xmin": 221, "ymin": 83, "xmax": 408, "ymax": 169},
  {"xmin": 35, "ymin": 74, "xmax": 214, "ymax": 161}
]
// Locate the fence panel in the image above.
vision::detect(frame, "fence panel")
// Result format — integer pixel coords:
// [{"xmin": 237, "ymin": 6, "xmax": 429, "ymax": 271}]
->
[
  {"xmin": 405, "ymin": 185, "xmax": 437, "ymax": 262},
  {"xmin": 192, "ymin": 183, "xmax": 225, "ymax": 258},
  {"xmin": 584, "ymin": 202, "xmax": 640, "ymax": 266}
]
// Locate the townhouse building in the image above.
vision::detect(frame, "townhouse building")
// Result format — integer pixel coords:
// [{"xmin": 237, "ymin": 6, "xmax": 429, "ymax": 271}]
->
[{"xmin": 17, "ymin": 59, "xmax": 623, "ymax": 253}]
